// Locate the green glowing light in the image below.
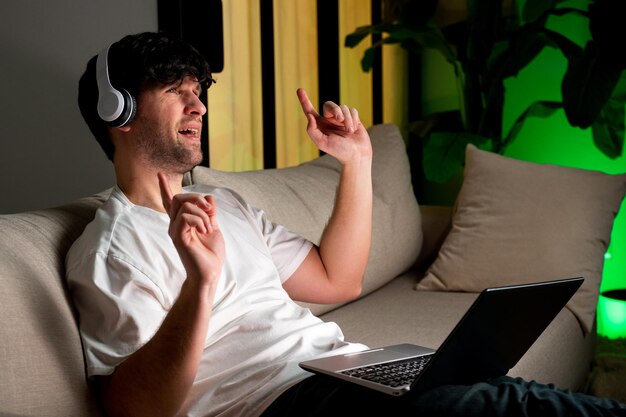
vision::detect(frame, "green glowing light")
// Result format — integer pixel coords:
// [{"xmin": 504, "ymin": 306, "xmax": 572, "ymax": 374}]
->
[{"xmin": 598, "ymin": 292, "xmax": 626, "ymax": 339}]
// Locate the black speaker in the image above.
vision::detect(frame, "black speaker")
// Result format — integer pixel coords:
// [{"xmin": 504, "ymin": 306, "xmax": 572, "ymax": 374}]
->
[{"xmin": 95, "ymin": 46, "xmax": 137, "ymax": 127}]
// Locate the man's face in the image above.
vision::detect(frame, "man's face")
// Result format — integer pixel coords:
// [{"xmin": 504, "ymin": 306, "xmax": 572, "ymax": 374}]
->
[{"xmin": 131, "ymin": 76, "xmax": 207, "ymax": 173}]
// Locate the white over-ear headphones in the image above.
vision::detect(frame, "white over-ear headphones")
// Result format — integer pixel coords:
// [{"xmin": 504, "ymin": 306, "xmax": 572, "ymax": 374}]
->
[{"xmin": 96, "ymin": 45, "xmax": 136, "ymax": 127}]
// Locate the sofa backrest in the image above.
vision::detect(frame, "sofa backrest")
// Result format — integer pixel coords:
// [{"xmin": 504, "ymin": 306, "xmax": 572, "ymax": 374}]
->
[
  {"xmin": 0, "ymin": 195, "xmax": 107, "ymax": 416},
  {"xmin": 186, "ymin": 123, "xmax": 423, "ymax": 315}
]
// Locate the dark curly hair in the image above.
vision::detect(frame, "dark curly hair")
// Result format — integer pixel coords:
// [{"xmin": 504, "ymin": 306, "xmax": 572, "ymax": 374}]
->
[{"xmin": 78, "ymin": 32, "xmax": 214, "ymax": 161}]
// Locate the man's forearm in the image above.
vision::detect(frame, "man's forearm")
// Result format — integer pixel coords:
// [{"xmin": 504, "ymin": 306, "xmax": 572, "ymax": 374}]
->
[
  {"xmin": 318, "ymin": 154, "xmax": 373, "ymax": 298},
  {"xmin": 100, "ymin": 278, "xmax": 216, "ymax": 417}
]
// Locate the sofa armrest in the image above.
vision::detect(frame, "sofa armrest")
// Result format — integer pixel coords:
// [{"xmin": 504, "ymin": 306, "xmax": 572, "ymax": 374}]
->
[{"xmin": 414, "ymin": 205, "xmax": 452, "ymax": 270}]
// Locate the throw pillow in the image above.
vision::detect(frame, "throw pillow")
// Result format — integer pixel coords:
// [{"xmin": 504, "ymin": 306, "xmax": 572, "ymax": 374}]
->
[
  {"xmin": 417, "ymin": 144, "xmax": 626, "ymax": 333},
  {"xmin": 187, "ymin": 123, "xmax": 422, "ymax": 315}
]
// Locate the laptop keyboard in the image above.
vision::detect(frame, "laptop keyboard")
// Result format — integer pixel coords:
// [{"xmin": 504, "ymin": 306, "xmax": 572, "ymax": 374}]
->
[{"xmin": 340, "ymin": 354, "xmax": 433, "ymax": 388}]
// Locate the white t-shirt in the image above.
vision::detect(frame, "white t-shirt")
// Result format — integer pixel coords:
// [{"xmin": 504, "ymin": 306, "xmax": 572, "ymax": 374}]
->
[{"xmin": 66, "ymin": 185, "xmax": 366, "ymax": 417}]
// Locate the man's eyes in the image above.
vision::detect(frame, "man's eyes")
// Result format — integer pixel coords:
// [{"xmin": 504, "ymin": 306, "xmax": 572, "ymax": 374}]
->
[{"xmin": 166, "ymin": 87, "xmax": 201, "ymax": 97}]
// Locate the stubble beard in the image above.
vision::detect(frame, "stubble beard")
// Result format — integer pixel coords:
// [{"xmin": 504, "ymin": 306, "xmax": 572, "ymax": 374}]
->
[{"xmin": 137, "ymin": 126, "xmax": 203, "ymax": 174}]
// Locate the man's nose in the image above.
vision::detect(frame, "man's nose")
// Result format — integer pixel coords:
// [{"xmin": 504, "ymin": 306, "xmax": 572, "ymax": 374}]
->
[{"xmin": 186, "ymin": 93, "xmax": 207, "ymax": 116}]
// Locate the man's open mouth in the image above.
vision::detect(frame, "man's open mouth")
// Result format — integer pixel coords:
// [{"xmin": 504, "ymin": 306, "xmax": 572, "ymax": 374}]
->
[{"xmin": 179, "ymin": 128, "xmax": 200, "ymax": 138}]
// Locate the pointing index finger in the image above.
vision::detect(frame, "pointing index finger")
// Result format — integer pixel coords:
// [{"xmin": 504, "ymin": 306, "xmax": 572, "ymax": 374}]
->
[{"xmin": 296, "ymin": 88, "xmax": 319, "ymax": 118}]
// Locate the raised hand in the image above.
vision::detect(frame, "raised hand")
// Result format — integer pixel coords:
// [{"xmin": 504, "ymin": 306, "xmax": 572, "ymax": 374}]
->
[
  {"xmin": 158, "ymin": 173, "xmax": 225, "ymax": 287},
  {"xmin": 296, "ymin": 88, "xmax": 372, "ymax": 165}
]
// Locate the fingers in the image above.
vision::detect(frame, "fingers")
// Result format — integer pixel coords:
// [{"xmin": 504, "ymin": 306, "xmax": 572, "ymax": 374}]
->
[
  {"xmin": 158, "ymin": 173, "xmax": 218, "ymax": 237},
  {"xmin": 322, "ymin": 102, "xmax": 360, "ymax": 133},
  {"xmin": 350, "ymin": 107, "xmax": 361, "ymax": 131},
  {"xmin": 296, "ymin": 88, "xmax": 319, "ymax": 118},
  {"xmin": 178, "ymin": 200, "xmax": 213, "ymax": 234},
  {"xmin": 205, "ymin": 195, "xmax": 220, "ymax": 232},
  {"xmin": 297, "ymin": 87, "xmax": 361, "ymax": 133}
]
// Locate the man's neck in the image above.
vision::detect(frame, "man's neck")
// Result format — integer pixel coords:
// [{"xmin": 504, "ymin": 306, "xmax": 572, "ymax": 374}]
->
[{"xmin": 115, "ymin": 162, "xmax": 184, "ymax": 212}]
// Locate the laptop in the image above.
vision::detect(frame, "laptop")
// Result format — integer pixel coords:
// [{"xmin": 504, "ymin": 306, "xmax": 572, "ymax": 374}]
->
[{"xmin": 299, "ymin": 277, "xmax": 584, "ymax": 396}]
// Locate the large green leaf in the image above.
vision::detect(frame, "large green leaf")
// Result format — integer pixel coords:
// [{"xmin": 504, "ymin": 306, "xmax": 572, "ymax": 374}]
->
[
  {"xmin": 345, "ymin": 25, "xmax": 376, "ymax": 48},
  {"xmin": 360, "ymin": 36, "xmax": 402, "ymax": 72},
  {"xmin": 543, "ymin": 29, "xmax": 582, "ymax": 61},
  {"xmin": 385, "ymin": 23, "xmax": 456, "ymax": 66},
  {"xmin": 485, "ymin": 6, "xmax": 585, "ymax": 89},
  {"xmin": 611, "ymin": 72, "xmax": 626, "ymax": 101},
  {"xmin": 423, "ymin": 132, "xmax": 490, "ymax": 183},
  {"xmin": 503, "ymin": 101, "xmax": 562, "ymax": 149},
  {"xmin": 487, "ymin": 10, "xmax": 585, "ymax": 83},
  {"xmin": 344, "ymin": 23, "xmax": 397, "ymax": 48},
  {"xmin": 522, "ymin": 0, "xmax": 560, "ymax": 23},
  {"xmin": 487, "ymin": 29, "xmax": 551, "ymax": 85},
  {"xmin": 522, "ymin": 1, "xmax": 584, "ymax": 25},
  {"xmin": 562, "ymin": 41, "xmax": 622, "ymax": 128},
  {"xmin": 346, "ymin": 22, "xmax": 456, "ymax": 69},
  {"xmin": 592, "ymin": 96, "xmax": 625, "ymax": 158},
  {"xmin": 411, "ymin": 25, "xmax": 457, "ymax": 65}
]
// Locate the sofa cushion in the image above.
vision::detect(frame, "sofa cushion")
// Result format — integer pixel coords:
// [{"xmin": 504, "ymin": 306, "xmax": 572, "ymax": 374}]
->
[
  {"xmin": 187, "ymin": 123, "xmax": 422, "ymax": 315},
  {"xmin": 417, "ymin": 144, "xmax": 626, "ymax": 333},
  {"xmin": 0, "ymin": 195, "xmax": 107, "ymax": 416},
  {"xmin": 323, "ymin": 273, "xmax": 595, "ymax": 390}
]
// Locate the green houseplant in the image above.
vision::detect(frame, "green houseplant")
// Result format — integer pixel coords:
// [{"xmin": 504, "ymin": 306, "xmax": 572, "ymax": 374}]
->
[{"xmin": 346, "ymin": 0, "xmax": 626, "ymax": 183}]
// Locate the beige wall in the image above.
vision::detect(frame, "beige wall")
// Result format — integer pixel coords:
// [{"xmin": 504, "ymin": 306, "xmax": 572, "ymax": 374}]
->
[{"xmin": 0, "ymin": 0, "xmax": 158, "ymax": 213}]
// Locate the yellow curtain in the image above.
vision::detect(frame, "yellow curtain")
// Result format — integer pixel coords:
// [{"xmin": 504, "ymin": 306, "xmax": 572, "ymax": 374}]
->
[
  {"xmin": 273, "ymin": 0, "xmax": 320, "ymax": 168},
  {"xmin": 338, "ymin": 1, "xmax": 407, "ymax": 133},
  {"xmin": 209, "ymin": 0, "xmax": 408, "ymax": 171},
  {"xmin": 382, "ymin": 43, "xmax": 408, "ymax": 134},
  {"xmin": 339, "ymin": 0, "xmax": 373, "ymax": 128},
  {"xmin": 208, "ymin": 0, "xmax": 264, "ymax": 170}
]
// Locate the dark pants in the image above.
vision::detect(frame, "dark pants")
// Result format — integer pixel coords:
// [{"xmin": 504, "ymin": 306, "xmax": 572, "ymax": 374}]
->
[{"xmin": 261, "ymin": 375, "xmax": 626, "ymax": 417}]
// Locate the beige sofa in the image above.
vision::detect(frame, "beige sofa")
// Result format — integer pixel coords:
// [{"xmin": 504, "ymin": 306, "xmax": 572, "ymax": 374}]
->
[{"xmin": 2, "ymin": 124, "xmax": 624, "ymax": 416}]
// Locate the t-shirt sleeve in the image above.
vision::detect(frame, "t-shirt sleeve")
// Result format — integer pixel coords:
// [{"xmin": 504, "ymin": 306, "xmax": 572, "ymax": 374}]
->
[
  {"xmin": 67, "ymin": 252, "xmax": 168, "ymax": 378},
  {"xmin": 225, "ymin": 190, "xmax": 313, "ymax": 283},
  {"xmin": 258, "ymin": 211, "xmax": 314, "ymax": 283}
]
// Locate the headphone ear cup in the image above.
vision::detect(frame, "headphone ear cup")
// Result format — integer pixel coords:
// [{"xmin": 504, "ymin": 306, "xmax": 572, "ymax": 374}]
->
[
  {"xmin": 110, "ymin": 88, "xmax": 136, "ymax": 128},
  {"xmin": 95, "ymin": 45, "xmax": 137, "ymax": 128}
]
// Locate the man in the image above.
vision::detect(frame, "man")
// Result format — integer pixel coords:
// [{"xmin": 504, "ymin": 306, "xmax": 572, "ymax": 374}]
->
[
  {"xmin": 67, "ymin": 32, "xmax": 626, "ymax": 417},
  {"xmin": 69, "ymin": 31, "xmax": 372, "ymax": 417}
]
